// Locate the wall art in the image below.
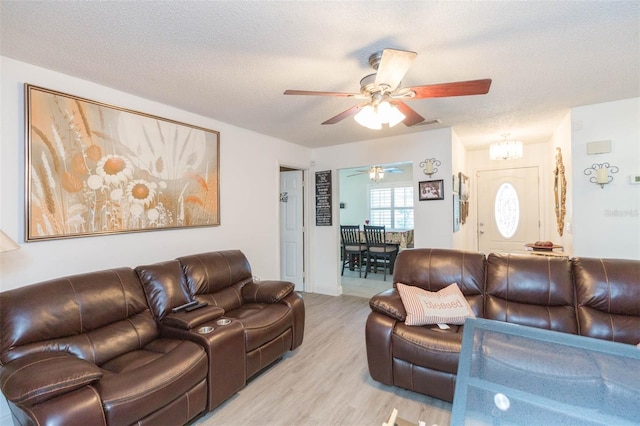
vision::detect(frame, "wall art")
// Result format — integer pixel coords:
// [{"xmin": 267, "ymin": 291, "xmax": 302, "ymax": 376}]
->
[
  {"xmin": 419, "ymin": 179, "xmax": 444, "ymax": 201},
  {"xmin": 25, "ymin": 84, "xmax": 220, "ymax": 241}
]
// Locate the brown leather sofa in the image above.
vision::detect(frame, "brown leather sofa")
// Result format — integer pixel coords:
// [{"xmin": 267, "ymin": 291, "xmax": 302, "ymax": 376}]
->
[
  {"xmin": 365, "ymin": 248, "xmax": 640, "ymax": 402},
  {"xmin": 0, "ymin": 250, "xmax": 304, "ymax": 426},
  {"xmin": 135, "ymin": 250, "xmax": 305, "ymax": 409}
]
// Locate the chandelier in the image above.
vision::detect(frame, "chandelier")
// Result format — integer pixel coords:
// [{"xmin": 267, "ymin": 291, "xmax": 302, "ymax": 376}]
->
[
  {"xmin": 490, "ymin": 134, "xmax": 523, "ymax": 160},
  {"xmin": 369, "ymin": 166, "xmax": 385, "ymax": 182},
  {"xmin": 354, "ymin": 101, "xmax": 406, "ymax": 130}
]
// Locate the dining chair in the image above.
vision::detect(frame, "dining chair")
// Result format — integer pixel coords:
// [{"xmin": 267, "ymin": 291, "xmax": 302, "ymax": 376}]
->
[
  {"xmin": 340, "ymin": 225, "xmax": 368, "ymax": 277},
  {"xmin": 363, "ymin": 225, "xmax": 399, "ymax": 281}
]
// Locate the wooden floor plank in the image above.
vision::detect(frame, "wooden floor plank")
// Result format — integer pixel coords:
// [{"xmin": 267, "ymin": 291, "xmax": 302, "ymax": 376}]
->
[{"xmin": 193, "ymin": 292, "xmax": 452, "ymax": 426}]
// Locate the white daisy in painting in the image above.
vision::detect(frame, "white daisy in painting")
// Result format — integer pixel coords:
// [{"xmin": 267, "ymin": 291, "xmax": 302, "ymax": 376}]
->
[
  {"xmin": 129, "ymin": 203, "xmax": 144, "ymax": 217},
  {"xmin": 87, "ymin": 174, "xmax": 103, "ymax": 190},
  {"xmin": 110, "ymin": 188, "xmax": 124, "ymax": 201},
  {"xmin": 126, "ymin": 179, "xmax": 156, "ymax": 207},
  {"xmin": 146, "ymin": 208, "xmax": 160, "ymax": 223},
  {"xmin": 96, "ymin": 154, "xmax": 134, "ymax": 186}
]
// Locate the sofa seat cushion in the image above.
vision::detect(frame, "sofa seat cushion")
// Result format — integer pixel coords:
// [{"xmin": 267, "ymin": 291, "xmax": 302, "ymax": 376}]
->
[
  {"xmin": 392, "ymin": 323, "xmax": 463, "ymax": 374},
  {"xmin": 96, "ymin": 339, "xmax": 207, "ymax": 426},
  {"xmin": 225, "ymin": 303, "xmax": 292, "ymax": 352}
]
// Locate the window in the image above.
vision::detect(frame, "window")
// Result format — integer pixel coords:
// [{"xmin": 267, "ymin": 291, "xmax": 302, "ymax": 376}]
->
[
  {"xmin": 494, "ymin": 182, "xmax": 520, "ymax": 238},
  {"xmin": 370, "ymin": 184, "xmax": 414, "ymax": 229}
]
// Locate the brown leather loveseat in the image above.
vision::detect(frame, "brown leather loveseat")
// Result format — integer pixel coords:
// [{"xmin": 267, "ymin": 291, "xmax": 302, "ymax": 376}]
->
[
  {"xmin": 0, "ymin": 250, "xmax": 304, "ymax": 425},
  {"xmin": 365, "ymin": 248, "xmax": 640, "ymax": 402}
]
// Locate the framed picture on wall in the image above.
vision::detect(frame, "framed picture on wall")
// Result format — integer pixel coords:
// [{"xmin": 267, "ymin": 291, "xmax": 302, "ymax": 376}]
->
[
  {"xmin": 419, "ymin": 179, "xmax": 444, "ymax": 201},
  {"xmin": 25, "ymin": 84, "xmax": 220, "ymax": 241},
  {"xmin": 458, "ymin": 172, "xmax": 470, "ymax": 224},
  {"xmin": 459, "ymin": 172, "xmax": 469, "ymax": 201},
  {"xmin": 453, "ymin": 192, "xmax": 460, "ymax": 232}
]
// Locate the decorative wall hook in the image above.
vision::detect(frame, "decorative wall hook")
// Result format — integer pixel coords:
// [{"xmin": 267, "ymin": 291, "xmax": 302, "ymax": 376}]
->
[
  {"xmin": 584, "ymin": 163, "xmax": 619, "ymax": 188},
  {"xmin": 419, "ymin": 158, "xmax": 441, "ymax": 177}
]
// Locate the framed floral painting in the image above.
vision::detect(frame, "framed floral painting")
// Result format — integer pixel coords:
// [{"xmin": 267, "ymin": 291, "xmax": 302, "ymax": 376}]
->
[{"xmin": 25, "ymin": 84, "xmax": 220, "ymax": 241}]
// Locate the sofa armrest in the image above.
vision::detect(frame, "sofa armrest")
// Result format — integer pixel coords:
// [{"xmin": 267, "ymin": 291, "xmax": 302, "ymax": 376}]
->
[
  {"xmin": 369, "ymin": 288, "xmax": 406, "ymax": 322},
  {"xmin": 162, "ymin": 305, "xmax": 225, "ymax": 330},
  {"xmin": 242, "ymin": 280, "xmax": 294, "ymax": 303},
  {"xmin": 0, "ymin": 352, "xmax": 102, "ymax": 406}
]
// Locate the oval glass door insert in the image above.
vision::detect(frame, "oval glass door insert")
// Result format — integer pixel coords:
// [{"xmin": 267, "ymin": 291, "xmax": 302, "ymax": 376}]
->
[{"xmin": 494, "ymin": 182, "xmax": 520, "ymax": 238}]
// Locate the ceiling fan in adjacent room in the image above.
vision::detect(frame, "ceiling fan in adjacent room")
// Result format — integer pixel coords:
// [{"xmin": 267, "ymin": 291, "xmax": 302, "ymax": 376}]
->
[
  {"xmin": 348, "ymin": 165, "xmax": 403, "ymax": 182},
  {"xmin": 284, "ymin": 48, "xmax": 492, "ymax": 129}
]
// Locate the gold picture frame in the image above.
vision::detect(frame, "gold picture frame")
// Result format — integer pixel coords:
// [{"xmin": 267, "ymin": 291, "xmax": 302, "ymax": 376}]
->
[
  {"xmin": 554, "ymin": 147, "xmax": 567, "ymax": 236},
  {"xmin": 25, "ymin": 84, "xmax": 220, "ymax": 241}
]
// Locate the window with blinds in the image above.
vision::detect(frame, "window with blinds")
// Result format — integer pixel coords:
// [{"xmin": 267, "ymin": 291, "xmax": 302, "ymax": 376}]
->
[{"xmin": 369, "ymin": 184, "xmax": 414, "ymax": 229}]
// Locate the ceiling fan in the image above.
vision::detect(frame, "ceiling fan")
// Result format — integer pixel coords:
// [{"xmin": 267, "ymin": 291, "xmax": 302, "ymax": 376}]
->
[
  {"xmin": 348, "ymin": 165, "xmax": 402, "ymax": 182},
  {"xmin": 284, "ymin": 48, "xmax": 491, "ymax": 129}
]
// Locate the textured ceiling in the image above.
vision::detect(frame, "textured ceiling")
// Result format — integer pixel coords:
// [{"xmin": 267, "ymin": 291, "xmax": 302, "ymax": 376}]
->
[{"xmin": 1, "ymin": 1, "xmax": 638, "ymax": 149}]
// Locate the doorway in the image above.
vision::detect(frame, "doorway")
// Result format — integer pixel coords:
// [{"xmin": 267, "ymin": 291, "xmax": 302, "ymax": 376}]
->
[
  {"xmin": 477, "ymin": 167, "xmax": 540, "ymax": 254},
  {"xmin": 279, "ymin": 168, "xmax": 305, "ymax": 291},
  {"xmin": 338, "ymin": 162, "xmax": 413, "ymax": 298}
]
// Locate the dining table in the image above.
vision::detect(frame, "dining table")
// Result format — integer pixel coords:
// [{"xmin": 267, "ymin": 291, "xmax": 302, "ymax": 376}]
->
[{"xmin": 359, "ymin": 229, "xmax": 414, "ymax": 249}]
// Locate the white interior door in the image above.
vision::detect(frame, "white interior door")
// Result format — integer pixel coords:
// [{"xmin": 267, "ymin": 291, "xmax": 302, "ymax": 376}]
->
[
  {"xmin": 280, "ymin": 170, "xmax": 304, "ymax": 291},
  {"xmin": 477, "ymin": 167, "xmax": 540, "ymax": 254}
]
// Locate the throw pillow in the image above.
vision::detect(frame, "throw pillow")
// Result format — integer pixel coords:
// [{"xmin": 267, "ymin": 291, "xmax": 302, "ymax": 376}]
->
[{"xmin": 397, "ymin": 282, "xmax": 475, "ymax": 326}]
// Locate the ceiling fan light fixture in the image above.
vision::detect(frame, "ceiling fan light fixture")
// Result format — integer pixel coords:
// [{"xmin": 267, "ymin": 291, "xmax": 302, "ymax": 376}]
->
[
  {"xmin": 354, "ymin": 101, "xmax": 405, "ymax": 130},
  {"xmin": 354, "ymin": 105, "xmax": 382, "ymax": 130},
  {"xmin": 383, "ymin": 102, "xmax": 406, "ymax": 127},
  {"xmin": 369, "ymin": 166, "xmax": 385, "ymax": 182}
]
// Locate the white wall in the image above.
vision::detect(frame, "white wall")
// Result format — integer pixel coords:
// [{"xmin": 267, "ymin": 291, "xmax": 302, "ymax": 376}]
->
[
  {"xmin": 310, "ymin": 128, "xmax": 453, "ymax": 295},
  {"xmin": 0, "ymin": 56, "xmax": 313, "ymax": 423},
  {"xmin": 571, "ymin": 98, "xmax": 640, "ymax": 259},
  {"xmin": 0, "ymin": 57, "xmax": 312, "ymax": 290}
]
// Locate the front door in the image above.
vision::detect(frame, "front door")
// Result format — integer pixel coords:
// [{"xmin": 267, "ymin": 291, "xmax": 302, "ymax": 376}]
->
[
  {"xmin": 279, "ymin": 170, "xmax": 304, "ymax": 291},
  {"xmin": 477, "ymin": 167, "xmax": 540, "ymax": 254}
]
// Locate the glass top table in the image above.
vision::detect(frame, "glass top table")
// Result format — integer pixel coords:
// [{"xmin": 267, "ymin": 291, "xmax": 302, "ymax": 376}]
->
[{"xmin": 451, "ymin": 318, "xmax": 640, "ymax": 425}]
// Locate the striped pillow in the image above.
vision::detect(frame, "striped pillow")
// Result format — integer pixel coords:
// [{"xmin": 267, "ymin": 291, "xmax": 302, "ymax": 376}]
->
[{"xmin": 397, "ymin": 283, "xmax": 475, "ymax": 326}]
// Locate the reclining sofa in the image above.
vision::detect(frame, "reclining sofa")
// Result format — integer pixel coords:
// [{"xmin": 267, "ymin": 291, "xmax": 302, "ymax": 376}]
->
[
  {"xmin": 366, "ymin": 248, "xmax": 640, "ymax": 402},
  {"xmin": 0, "ymin": 250, "xmax": 304, "ymax": 426}
]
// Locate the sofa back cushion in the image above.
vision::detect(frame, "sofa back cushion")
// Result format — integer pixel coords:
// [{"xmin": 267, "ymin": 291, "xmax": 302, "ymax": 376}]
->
[
  {"xmin": 0, "ymin": 268, "xmax": 157, "ymax": 365},
  {"xmin": 177, "ymin": 250, "xmax": 253, "ymax": 311},
  {"xmin": 485, "ymin": 253, "xmax": 576, "ymax": 333},
  {"xmin": 135, "ymin": 260, "xmax": 191, "ymax": 320},
  {"xmin": 393, "ymin": 248, "xmax": 486, "ymax": 317},
  {"xmin": 573, "ymin": 257, "xmax": 640, "ymax": 344}
]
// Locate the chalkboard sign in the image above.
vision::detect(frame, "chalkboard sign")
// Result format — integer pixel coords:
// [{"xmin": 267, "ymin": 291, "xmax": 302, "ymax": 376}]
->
[{"xmin": 315, "ymin": 170, "xmax": 332, "ymax": 226}]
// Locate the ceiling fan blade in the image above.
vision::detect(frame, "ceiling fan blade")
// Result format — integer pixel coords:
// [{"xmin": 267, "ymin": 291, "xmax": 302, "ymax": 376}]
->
[
  {"xmin": 374, "ymin": 48, "xmax": 417, "ymax": 92},
  {"xmin": 322, "ymin": 103, "xmax": 367, "ymax": 125},
  {"xmin": 384, "ymin": 167, "xmax": 403, "ymax": 173},
  {"xmin": 408, "ymin": 79, "xmax": 492, "ymax": 98},
  {"xmin": 284, "ymin": 89, "xmax": 359, "ymax": 97},
  {"xmin": 392, "ymin": 101, "xmax": 426, "ymax": 127}
]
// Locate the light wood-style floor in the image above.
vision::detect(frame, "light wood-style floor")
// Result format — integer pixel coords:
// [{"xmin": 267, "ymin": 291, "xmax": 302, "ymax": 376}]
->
[
  {"xmin": 193, "ymin": 292, "xmax": 452, "ymax": 426},
  {"xmin": 341, "ymin": 266, "xmax": 393, "ymax": 299}
]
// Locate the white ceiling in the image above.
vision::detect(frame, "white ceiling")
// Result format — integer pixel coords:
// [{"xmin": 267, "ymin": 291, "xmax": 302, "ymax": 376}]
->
[{"xmin": 1, "ymin": 1, "xmax": 638, "ymax": 149}]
